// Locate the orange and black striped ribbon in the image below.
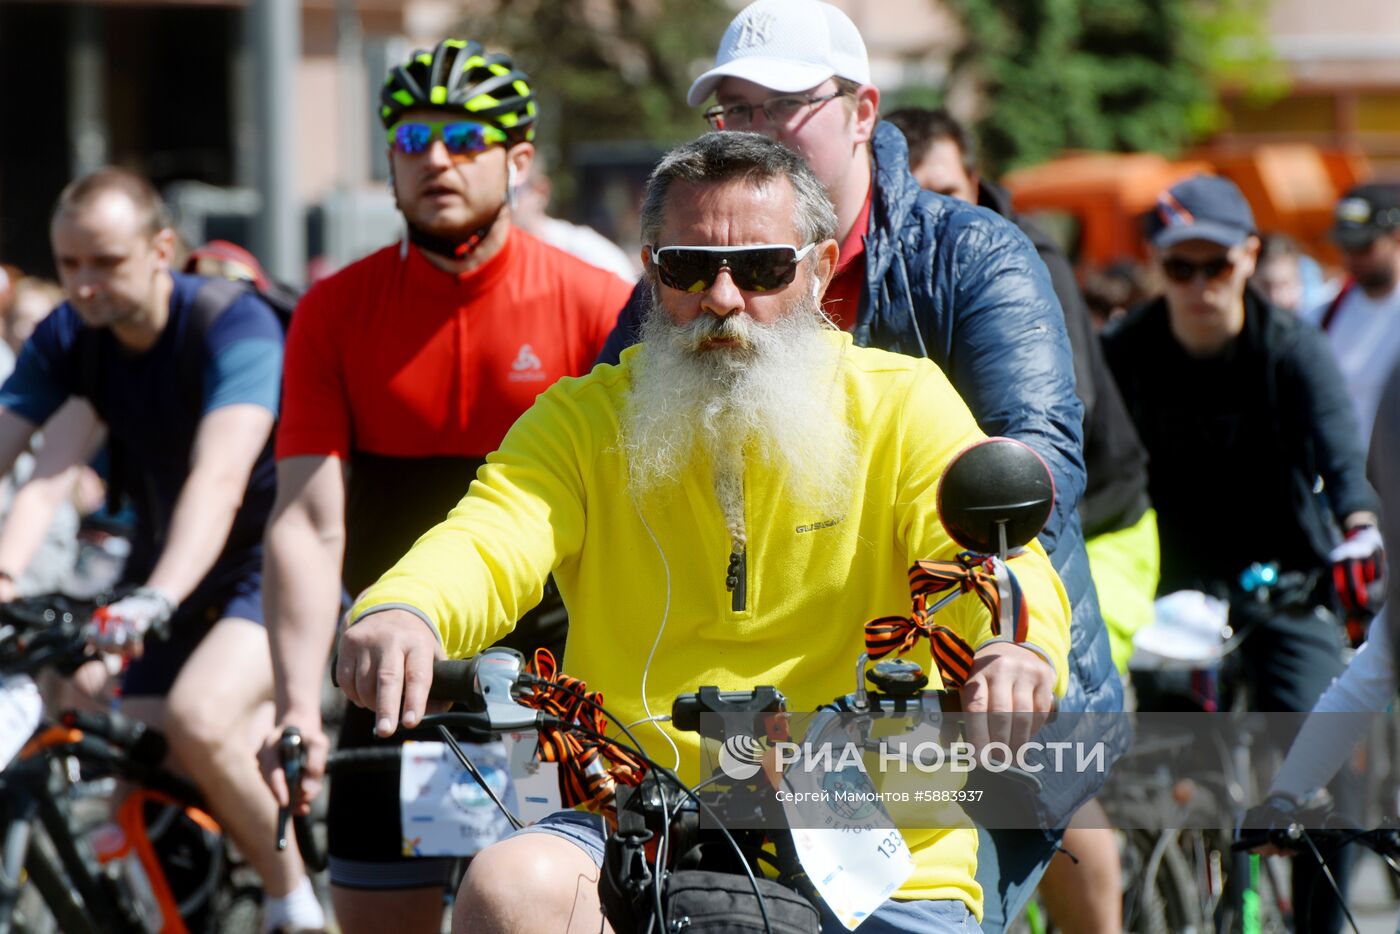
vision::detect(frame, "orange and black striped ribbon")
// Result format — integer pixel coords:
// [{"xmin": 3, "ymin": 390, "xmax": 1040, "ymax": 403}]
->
[
  {"xmin": 864, "ymin": 553, "xmax": 1030, "ymax": 689},
  {"xmin": 515, "ymin": 648, "xmax": 646, "ymax": 812}
]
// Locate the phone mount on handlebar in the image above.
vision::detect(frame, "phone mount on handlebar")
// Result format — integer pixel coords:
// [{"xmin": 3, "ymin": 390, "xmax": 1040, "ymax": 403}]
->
[
  {"xmin": 937, "ymin": 436, "xmax": 1055, "ymax": 559},
  {"xmin": 671, "ymin": 686, "xmax": 787, "ymax": 740}
]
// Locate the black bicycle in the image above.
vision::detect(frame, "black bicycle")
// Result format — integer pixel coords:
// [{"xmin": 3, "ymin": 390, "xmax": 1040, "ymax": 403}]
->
[{"xmin": 0, "ymin": 594, "xmax": 261, "ymax": 934}]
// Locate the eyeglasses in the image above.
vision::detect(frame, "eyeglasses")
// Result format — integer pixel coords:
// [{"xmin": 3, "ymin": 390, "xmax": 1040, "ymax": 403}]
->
[
  {"xmin": 1161, "ymin": 255, "xmax": 1236, "ymax": 284},
  {"xmin": 703, "ymin": 91, "xmax": 846, "ymax": 131},
  {"xmin": 387, "ymin": 120, "xmax": 507, "ymax": 157},
  {"xmin": 651, "ymin": 243, "xmax": 816, "ymax": 293}
]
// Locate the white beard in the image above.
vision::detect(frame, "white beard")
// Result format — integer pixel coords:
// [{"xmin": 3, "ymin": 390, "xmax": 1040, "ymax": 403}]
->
[{"xmin": 621, "ymin": 288, "xmax": 858, "ymax": 546}]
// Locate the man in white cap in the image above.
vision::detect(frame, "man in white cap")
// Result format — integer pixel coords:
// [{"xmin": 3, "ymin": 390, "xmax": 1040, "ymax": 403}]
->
[{"xmin": 596, "ymin": 2, "xmax": 1124, "ymax": 930}]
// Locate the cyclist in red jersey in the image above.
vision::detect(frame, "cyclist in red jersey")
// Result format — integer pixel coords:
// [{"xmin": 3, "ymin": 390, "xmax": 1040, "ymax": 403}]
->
[{"xmin": 258, "ymin": 39, "xmax": 630, "ymax": 933}]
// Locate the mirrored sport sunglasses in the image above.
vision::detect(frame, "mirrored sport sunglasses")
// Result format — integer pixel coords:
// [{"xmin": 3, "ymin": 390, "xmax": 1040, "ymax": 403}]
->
[
  {"xmin": 651, "ymin": 243, "xmax": 816, "ymax": 293},
  {"xmin": 387, "ymin": 120, "xmax": 508, "ymax": 156},
  {"xmin": 1161, "ymin": 254, "xmax": 1236, "ymax": 284}
]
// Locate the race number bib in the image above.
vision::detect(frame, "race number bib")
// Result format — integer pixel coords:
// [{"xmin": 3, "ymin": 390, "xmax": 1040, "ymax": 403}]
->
[
  {"xmin": 777, "ymin": 711, "xmax": 914, "ymax": 929},
  {"xmin": 788, "ymin": 825, "xmax": 914, "ymax": 930}
]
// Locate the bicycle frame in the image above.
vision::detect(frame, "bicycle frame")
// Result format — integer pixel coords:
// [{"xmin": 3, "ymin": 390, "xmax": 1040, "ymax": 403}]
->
[
  {"xmin": 0, "ymin": 736, "xmax": 139, "ymax": 934},
  {"xmin": 1, "ymin": 594, "xmax": 242, "ymax": 934}
]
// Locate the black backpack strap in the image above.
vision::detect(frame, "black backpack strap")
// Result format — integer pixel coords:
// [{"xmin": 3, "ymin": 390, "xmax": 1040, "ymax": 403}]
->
[{"xmin": 178, "ymin": 276, "xmax": 248, "ymax": 406}]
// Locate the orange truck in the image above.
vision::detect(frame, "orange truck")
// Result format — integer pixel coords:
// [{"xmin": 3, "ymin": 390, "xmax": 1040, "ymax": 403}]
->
[{"xmin": 1002, "ymin": 144, "xmax": 1372, "ymax": 274}]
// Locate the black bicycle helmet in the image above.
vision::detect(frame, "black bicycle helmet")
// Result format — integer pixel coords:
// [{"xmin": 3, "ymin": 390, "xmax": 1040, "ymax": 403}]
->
[{"xmin": 380, "ymin": 38, "xmax": 536, "ymax": 144}]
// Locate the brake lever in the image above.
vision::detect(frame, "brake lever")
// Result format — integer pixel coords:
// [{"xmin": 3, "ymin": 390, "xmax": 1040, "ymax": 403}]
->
[{"xmin": 274, "ymin": 727, "xmax": 303, "ymax": 853}]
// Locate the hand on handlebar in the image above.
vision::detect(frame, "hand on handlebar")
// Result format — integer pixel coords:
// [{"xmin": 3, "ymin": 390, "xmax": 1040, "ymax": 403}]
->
[
  {"xmin": 960, "ymin": 641, "xmax": 1056, "ymax": 752},
  {"xmin": 1330, "ymin": 524, "xmax": 1385, "ymax": 614},
  {"xmin": 1238, "ymin": 794, "xmax": 1307, "ymax": 856},
  {"xmin": 260, "ymin": 715, "xmax": 330, "ymax": 816},
  {"xmin": 335, "ymin": 609, "xmax": 447, "ymax": 737},
  {"xmin": 87, "ymin": 586, "xmax": 177, "ymax": 658}
]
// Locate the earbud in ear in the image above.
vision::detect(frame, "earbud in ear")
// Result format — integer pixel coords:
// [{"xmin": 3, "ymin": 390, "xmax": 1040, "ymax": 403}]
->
[
  {"xmin": 810, "ymin": 277, "xmax": 822, "ymax": 302},
  {"xmin": 507, "ymin": 162, "xmax": 518, "ymax": 189}
]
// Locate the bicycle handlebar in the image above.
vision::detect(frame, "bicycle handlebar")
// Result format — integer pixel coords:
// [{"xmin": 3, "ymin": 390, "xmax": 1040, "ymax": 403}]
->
[
  {"xmin": 428, "ymin": 651, "xmax": 543, "ymax": 732},
  {"xmin": 1233, "ymin": 822, "xmax": 1400, "ymax": 855},
  {"xmin": 0, "ymin": 591, "xmax": 172, "ymax": 678},
  {"xmin": 0, "ymin": 596, "xmax": 94, "ymax": 677}
]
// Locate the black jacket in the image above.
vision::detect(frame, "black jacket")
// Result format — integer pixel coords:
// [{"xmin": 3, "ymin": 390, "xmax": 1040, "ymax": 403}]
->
[
  {"xmin": 977, "ymin": 181, "xmax": 1151, "ymax": 538},
  {"xmin": 1103, "ymin": 290, "xmax": 1376, "ymax": 593}
]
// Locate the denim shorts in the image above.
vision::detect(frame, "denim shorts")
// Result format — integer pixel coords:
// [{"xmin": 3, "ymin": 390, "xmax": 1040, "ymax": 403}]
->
[{"xmin": 517, "ymin": 810, "xmax": 983, "ymax": 934}]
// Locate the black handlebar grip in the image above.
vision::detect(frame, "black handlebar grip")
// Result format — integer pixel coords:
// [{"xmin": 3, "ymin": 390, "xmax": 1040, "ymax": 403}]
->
[
  {"xmin": 62, "ymin": 708, "xmax": 167, "ymax": 763},
  {"xmin": 429, "ymin": 658, "xmax": 477, "ymax": 703}
]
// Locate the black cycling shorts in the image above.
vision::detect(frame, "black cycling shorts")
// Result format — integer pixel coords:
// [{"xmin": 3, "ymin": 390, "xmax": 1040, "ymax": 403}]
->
[{"xmin": 122, "ymin": 565, "xmax": 264, "ymax": 698}]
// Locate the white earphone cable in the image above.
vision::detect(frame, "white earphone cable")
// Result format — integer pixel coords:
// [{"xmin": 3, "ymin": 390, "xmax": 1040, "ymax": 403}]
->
[{"xmin": 635, "ymin": 500, "xmax": 682, "ymax": 772}]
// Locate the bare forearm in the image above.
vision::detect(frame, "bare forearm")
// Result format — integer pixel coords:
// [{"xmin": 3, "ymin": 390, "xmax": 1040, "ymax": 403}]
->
[
  {"xmin": 144, "ymin": 471, "xmax": 246, "ymax": 602},
  {"xmin": 0, "ymin": 468, "xmax": 78, "ymax": 579},
  {"xmin": 265, "ymin": 512, "xmax": 345, "ymax": 719}
]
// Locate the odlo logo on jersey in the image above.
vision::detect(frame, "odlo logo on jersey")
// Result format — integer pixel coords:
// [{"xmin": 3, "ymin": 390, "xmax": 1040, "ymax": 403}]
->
[{"xmin": 508, "ymin": 344, "xmax": 546, "ymax": 383}]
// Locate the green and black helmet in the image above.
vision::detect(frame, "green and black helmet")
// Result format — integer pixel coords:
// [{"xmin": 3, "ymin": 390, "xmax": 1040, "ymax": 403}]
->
[{"xmin": 379, "ymin": 39, "xmax": 537, "ymax": 143}]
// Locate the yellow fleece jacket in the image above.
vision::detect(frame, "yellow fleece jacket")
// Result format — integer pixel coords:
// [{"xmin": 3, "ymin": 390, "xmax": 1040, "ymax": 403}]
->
[{"xmin": 350, "ymin": 331, "xmax": 1071, "ymax": 916}]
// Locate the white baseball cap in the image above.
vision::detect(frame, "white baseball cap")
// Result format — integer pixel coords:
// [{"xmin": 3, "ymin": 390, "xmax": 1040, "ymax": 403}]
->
[{"xmin": 686, "ymin": 0, "xmax": 872, "ymax": 108}]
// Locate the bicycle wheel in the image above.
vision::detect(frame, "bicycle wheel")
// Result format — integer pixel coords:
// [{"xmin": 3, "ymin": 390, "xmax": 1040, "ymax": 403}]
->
[
  {"xmin": 1123, "ymin": 829, "xmax": 1207, "ymax": 934},
  {"xmin": 212, "ymin": 886, "xmax": 262, "ymax": 934},
  {"xmin": 1206, "ymin": 836, "xmax": 1290, "ymax": 934}
]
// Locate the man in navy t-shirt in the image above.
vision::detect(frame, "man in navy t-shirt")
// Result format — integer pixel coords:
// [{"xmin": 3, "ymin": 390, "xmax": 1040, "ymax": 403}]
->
[{"xmin": 0, "ymin": 168, "xmax": 324, "ymax": 933}]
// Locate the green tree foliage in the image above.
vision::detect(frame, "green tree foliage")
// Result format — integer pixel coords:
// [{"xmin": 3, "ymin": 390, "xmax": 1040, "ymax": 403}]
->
[
  {"xmin": 456, "ymin": 0, "xmax": 732, "ymax": 192},
  {"xmin": 946, "ymin": 0, "xmax": 1280, "ymax": 175}
]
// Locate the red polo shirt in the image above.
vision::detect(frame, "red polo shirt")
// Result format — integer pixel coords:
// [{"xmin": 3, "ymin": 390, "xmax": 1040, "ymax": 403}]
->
[{"xmin": 821, "ymin": 187, "xmax": 873, "ymax": 332}]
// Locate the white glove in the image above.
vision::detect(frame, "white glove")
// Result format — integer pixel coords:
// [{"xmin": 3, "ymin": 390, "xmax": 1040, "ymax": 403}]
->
[
  {"xmin": 1329, "ymin": 525, "xmax": 1382, "ymax": 563},
  {"xmin": 90, "ymin": 587, "xmax": 178, "ymax": 657}
]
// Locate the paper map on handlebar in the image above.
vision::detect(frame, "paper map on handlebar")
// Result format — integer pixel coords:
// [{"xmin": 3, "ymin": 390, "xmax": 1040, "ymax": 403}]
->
[
  {"xmin": 400, "ymin": 739, "xmax": 517, "ymax": 857},
  {"xmin": 0, "ymin": 673, "xmax": 42, "ymax": 769},
  {"xmin": 504, "ymin": 730, "xmax": 564, "ymax": 824},
  {"xmin": 399, "ymin": 734, "xmax": 564, "ymax": 856}
]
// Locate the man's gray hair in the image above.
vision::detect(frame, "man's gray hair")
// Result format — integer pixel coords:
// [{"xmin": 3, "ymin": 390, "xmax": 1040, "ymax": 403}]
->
[{"xmin": 639, "ymin": 132, "xmax": 838, "ymax": 249}]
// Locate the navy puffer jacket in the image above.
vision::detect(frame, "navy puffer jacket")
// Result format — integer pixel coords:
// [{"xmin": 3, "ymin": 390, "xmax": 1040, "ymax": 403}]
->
[{"xmin": 597, "ymin": 122, "xmax": 1125, "ymax": 822}]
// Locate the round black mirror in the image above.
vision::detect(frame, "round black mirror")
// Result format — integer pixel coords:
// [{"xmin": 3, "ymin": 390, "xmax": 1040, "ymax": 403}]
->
[{"xmin": 936, "ymin": 437, "xmax": 1055, "ymax": 555}]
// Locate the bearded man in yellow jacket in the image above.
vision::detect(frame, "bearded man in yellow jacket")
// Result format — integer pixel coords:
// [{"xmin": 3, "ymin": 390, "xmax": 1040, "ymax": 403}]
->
[{"xmin": 336, "ymin": 131, "xmax": 1070, "ymax": 934}]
